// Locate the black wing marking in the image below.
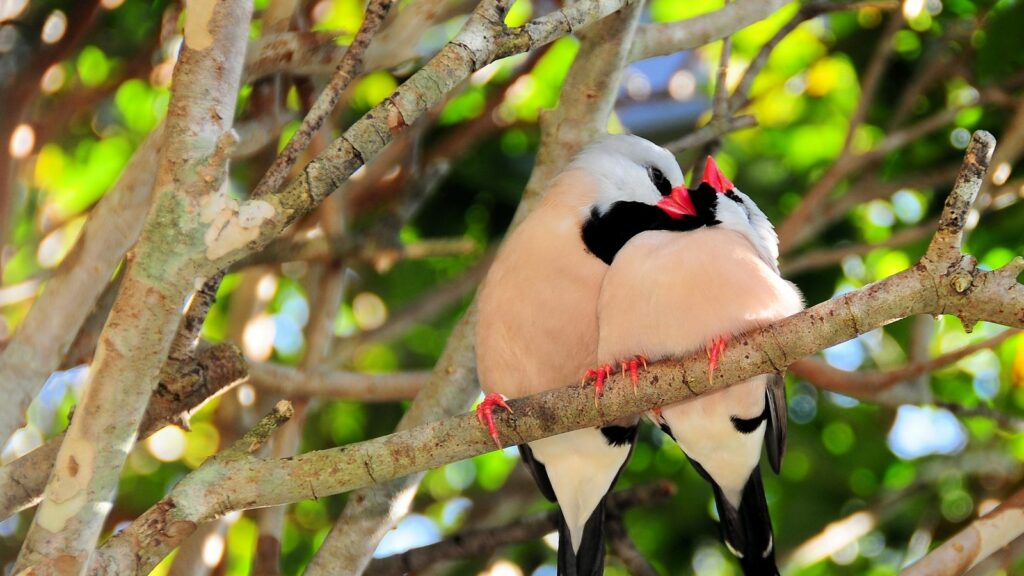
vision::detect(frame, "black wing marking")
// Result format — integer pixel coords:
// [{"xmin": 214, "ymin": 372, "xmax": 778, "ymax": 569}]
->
[
  {"xmin": 764, "ymin": 373, "xmax": 787, "ymax": 475},
  {"xmin": 517, "ymin": 443, "xmax": 557, "ymax": 503}
]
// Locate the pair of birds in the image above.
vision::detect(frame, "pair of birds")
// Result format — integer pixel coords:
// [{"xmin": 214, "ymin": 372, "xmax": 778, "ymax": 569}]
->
[{"xmin": 475, "ymin": 135, "xmax": 804, "ymax": 575}]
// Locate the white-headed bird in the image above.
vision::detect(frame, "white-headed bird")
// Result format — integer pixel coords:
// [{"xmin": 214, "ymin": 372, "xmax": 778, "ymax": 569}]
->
[
  {"xmin": 475, "ymin": 135, "xmax": 691, "ymax": 575},
  {"xmin": 595, "ymin": 157, "xmax": 803, "ymax": 575}
]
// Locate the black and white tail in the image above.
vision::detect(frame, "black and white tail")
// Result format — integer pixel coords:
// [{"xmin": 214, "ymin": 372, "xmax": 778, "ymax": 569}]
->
[
  {"xmin": 711, "ymin": 465, "xmax": 779, "ymax": 576},
  {"xmin": 555, "ymin": 499, "xmax": 607, "ymax": 576}
]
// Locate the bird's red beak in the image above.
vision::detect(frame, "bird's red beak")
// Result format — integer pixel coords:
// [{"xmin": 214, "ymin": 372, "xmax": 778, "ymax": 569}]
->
[
  {"xmin": 702, "ymin": 156, "xmax": 734, "ymax": 193},
  {"xmin": 657, "ymin": 185, "xmax": 697, "ymax": 219}
]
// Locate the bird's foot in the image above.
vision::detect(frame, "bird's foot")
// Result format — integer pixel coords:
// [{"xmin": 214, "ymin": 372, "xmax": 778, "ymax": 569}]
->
[
  {"xmin": 706, "ymin": 335, "xmax": 729, "ymax": 384},
  {"xmin": 476, "ymin": 393, "xmax": 512, "ymax": 449},
  {"xmin": 582, "ymin": 364, "xmax": 614, "ymax": 405},
  {"xmin": 620, "ymin": 355, "xmax": 647, "ymax": 395}
]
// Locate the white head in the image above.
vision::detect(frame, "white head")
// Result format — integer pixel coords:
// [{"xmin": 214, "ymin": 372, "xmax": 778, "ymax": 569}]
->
[
  {"xmin": 681, "ymin": 157, "xmax": 781, "ymax": 271},
  {"xmin": 567, "ymin": 134, "xmax": 686, "ymax": 216}
]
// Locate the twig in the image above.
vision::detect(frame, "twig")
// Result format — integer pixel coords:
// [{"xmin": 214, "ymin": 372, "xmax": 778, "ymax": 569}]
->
[
  {"xmin": 333, "ymin": 247, "xmax": 495, "ymax": 360},
  {"xmin": 780, "ymin": 222, "xmax": 935, "ymax": 276},
  {"xmin": 845, "ymin": 12, "xmax": 904, "ymax": 153},
  {"xmin": 936, "ymin": 402, "xmax": 1024, "ymax": 433},
  {"xmin": 663, "ymin": 115, "xmax": 757, "ymax": 153},
  {"xmin": 236, "ymin": 235, "xmax": 477, "ymax": 269},
  {"xmin": 249, "ymin": 0, "xmax": 394, "ymax": 199},
  {"xmin": 606, "ymin": 505, "xmax": 659, "ymax": 576},
  {"xmin": 790, "ymin": 329, "xmax": 1019, "ymax": 401}
]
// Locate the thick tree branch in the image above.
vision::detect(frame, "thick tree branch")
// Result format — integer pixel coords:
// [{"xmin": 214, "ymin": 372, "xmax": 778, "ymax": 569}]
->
[
  {"xmin": 14, "ymin": 1, "xmax": 254, "ymax": 571},
  {"xmin": 0, "ymin": 126, "xmax": 162, "ymax": 443},
  {"xmin": 90, "ymin": 131, "xmax": 1023, "ymax": 574}
]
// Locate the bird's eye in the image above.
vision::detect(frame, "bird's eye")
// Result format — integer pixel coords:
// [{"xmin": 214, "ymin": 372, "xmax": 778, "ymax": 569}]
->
[{"xmin": 648, "ymin": 166, "xmax": 672, "ymax": 197}]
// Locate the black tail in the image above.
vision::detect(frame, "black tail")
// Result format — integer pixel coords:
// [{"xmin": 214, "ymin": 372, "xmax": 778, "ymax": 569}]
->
[
  {"xmin": 556, "ymin": 498, "xmax": 607, "ymax": 576},
  {"xmin": 519, "ymin": 443, "xmax": 607, "ymax": 576},
  {"xmin": 710, "ymin": 465, "xmax": 779, "ymax": 576}
]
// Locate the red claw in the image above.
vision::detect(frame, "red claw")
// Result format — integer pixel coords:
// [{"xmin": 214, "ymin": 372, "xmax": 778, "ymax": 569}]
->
[
  {"xmin": 582, "ymin": 364, "xmax": 614, "ymax": 406},
  {"xmin": 476, "ymin": 393, "xmax": 513, "ymax": 449},
  {"xmin": 706, "ymin": 335, "xmax": 729, "ymax": 384},
  {"xmin": 620, "ymin": 355, "xmax": 648, "ymax": 395}
]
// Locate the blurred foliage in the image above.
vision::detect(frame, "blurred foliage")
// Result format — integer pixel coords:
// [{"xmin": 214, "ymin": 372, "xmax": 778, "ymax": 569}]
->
[{"xmin": 1, "ymin": 0, "xmax": 1024, "ymax": 575}]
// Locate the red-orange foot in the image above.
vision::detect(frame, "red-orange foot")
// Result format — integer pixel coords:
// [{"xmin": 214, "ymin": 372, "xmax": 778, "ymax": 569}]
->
[
  {"xmin": 582, "ymin": 364, "xmax": 614, "ymax": 405},
  {"xmin": 476, "ymin": 393, "xmax": 512, "ymax": 449},
  {"xmin": 620, "ymin": 355, "xmax": 647, "ymax": 395},
  {"xmin": 706, "ymin": 335, "xmax": 729, "ymax": 384}
]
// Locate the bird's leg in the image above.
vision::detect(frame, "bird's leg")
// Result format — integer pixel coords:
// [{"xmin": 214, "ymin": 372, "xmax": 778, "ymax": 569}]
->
[
  {"xmin": 706, "ymin": 335, "xmax": 729, "ymax": 385},
  {"xmin": 582, "ymin": 364, "xmax": 614, "ymax": 405},
  {"xmin": 620, "ymin": 355, "xmax": 648, "ymax": 395},
  {"xmin": 476, "ymin": 393, "xmax": 512, "ymax": 449}
]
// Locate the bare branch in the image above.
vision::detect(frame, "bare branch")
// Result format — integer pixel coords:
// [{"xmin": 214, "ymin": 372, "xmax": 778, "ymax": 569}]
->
[
  {"xmin": 249, "ymin": 0, "xmax": 394, "ymax": 199},
  {"xmin": 780, "ymin": 222, "xmax": 935, "ymax": 276},
  {"xmin": 629, "ymin": 0, "xmax": 789, "ymax": 61},
  {"xmin": 903, "ymin": 484, "xmax": 1024, "ymax": 576},
  {"xmin": 790, "ymin": 329, "xmax": 1019, "ymax": 402},
  {"xmin": 249, "ymin": 363, "xmax": 428, "ymax": 401},
  {"xmin": 664, "ymin": 115, "xmax": 757, "ymax": 153}
]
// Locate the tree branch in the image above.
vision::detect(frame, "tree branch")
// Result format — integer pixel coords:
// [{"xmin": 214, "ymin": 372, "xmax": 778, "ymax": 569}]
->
[
  {"xmin": 89, "ymin": 131, "xmax": 1023, "ymax": 574},
  {"xmin": 14, "ymin": 1, "xmax": 254, "ymax": 570},
  {"xmin": 902, "ymin": 484, "xmax": 1024, "ymax": 576},
  {"xmin": 0, "ymin": 343, "xmax": 248, "ymax": 521},
  {"xmin": 780, "ymin": 222, "xmax": 936, "ymax": 276},
  {"xmin": 248, "ymin": 362, "xmax": 427, "ymax": 401},
  {"xmin": 629, "ymin": 0, "xmax": 789, "ymax": 61},
  {"xmin": 790, "ymin": 329, "xmax": 1019, "ymax": 402},
  {"xmin": 249, "ymin": 0, "xmax": 394, "ymax": 200},
  {"xmin": 0, "ymin": 126, "xmax": 162, "ymax": 443}
]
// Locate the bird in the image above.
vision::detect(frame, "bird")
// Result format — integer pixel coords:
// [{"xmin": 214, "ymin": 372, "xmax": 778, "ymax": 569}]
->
[
  {"xmin": 475, "ymin": 134, "xmax": 692, "ymax": 575},
  {"xmin": 594, "ymin": 156, "xmax": 803, "ymax": 575}
]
